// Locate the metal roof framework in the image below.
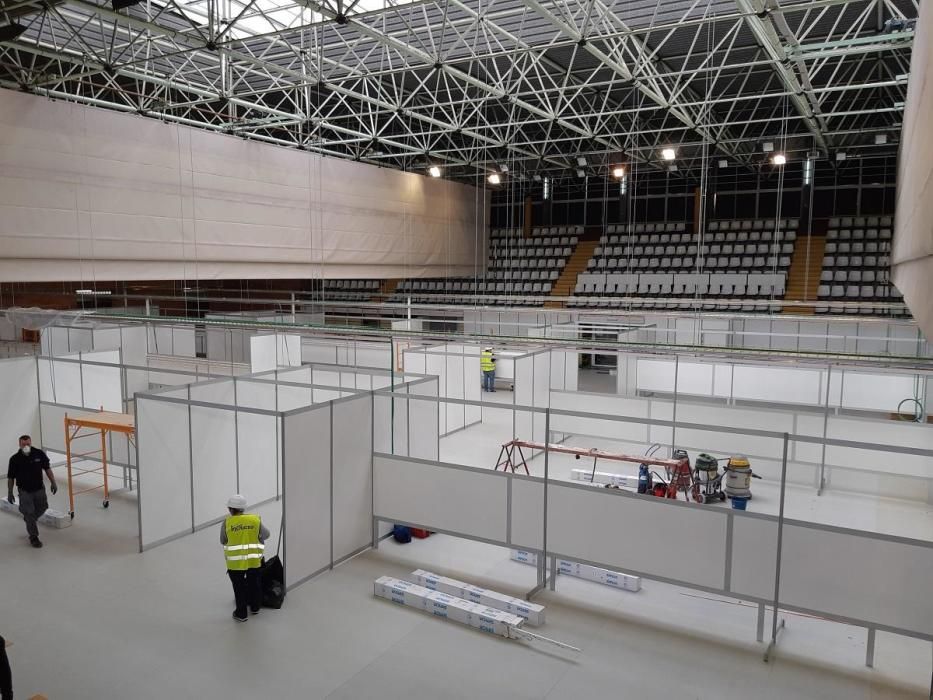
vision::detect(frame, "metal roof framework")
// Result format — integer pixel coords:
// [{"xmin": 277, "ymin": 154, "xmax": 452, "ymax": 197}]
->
[{"xmin": 0, "ymin": 0, "xmax": 918, "ymax": 184}]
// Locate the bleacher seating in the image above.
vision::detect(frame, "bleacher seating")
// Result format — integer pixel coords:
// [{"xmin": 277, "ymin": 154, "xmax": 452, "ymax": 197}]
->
[
  {"xmin": 323, "ymin": 279, "xmax": 380, "ymax": 301},
  {"xmin": 588, "ymin": 219, "xmax": 796, "ymax": 274},
  {"xmin": 569, "ymin": 271, "xmax": 786, "ymax": 311},
  {"xmin": 391, "ymin": 225, "xmax": 582, "ymax": 306},
  {"xmin": 816, "ymin": 216, "xmax": 902, "ymax": 315}
]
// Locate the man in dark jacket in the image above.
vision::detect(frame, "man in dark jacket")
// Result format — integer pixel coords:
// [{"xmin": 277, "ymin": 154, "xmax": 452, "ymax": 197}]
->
[{"xmin": 7, "ymin": 435, "xmax": 57, "ymax": 548}]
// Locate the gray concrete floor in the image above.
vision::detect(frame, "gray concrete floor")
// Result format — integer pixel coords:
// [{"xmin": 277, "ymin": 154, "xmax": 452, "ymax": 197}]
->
[{"xmin": 2, "ymin": 465, "xmax": 931, "ymax": 699}]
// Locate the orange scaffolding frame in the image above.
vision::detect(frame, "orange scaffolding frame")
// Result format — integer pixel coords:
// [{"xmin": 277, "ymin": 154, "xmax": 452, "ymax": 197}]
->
[{"xmin": 63, "ymin": 410, "xmax": 135, "ymax": 518}]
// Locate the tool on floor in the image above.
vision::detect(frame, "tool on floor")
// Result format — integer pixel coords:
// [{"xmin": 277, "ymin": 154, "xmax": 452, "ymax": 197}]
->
[
  {"xmin": 723, "ymin": 455, "xmax": 761, "ymax": 502},
  {"xmin": 691, "ymin": 453, "xmax": 727, "ymax": 504}
]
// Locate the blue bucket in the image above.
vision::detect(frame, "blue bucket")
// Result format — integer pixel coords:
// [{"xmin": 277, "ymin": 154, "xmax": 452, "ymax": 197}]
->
[{"xmin": 731, "ymin": 497, "xmax": 748, "ymax": 511}]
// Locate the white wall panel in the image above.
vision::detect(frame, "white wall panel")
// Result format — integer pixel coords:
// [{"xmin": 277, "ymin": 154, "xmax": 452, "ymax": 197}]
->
[
  {"xmin": 283, "ymin": 407, "xmax": 331, "ymax": 587},
  {"xmin": 189, "ymin": 379, "xmax": 236, "ymax": 404},
  {"xmin": 550, "ymin": 391, "xmax": 651, "ymax": 444},
  {"xmin": 250, "ymin": 335, "xmax": 278, "ymax": 374},
  {"xmin": 408, "ymin": 379, "xmax": 439, "ymax": 460},
  {"xmin": 190, "ymin": 406, "xmax": 237, "ymax": 527},
  {"xmin": 548, "ymin": 484, "xmax": 728, "ymax": 589},
  {"xmin": 0, "ymin": 357, "xmax": 39, "ymax": 452},
  {"xmin": 237, "ymin": 412, "xmax": 279, "ymax": 504},
  {"xmin": 510, "ymin": 477, "xmax": 544, "ymax": 550},
  {"xmin": 332, "ymin": 396, "xmax": 374, "ymax": 560},
  {"xmin": 137, "ymin": 397, "xmax": 192, "ymax": 549},
  {"xmin": 373, "ymin": 455, "xmax": 507, "ymax": 542},
  {"xmin": 233, "ymin": 379, "xmax": 276, "ymax": 410},
  {"xmin": 81, "ymin": 354, "xmax": 123, "ymax": 412},
  {"xmin": 778, "ymin": 525, "xmax": 933, "ymax": 634}
]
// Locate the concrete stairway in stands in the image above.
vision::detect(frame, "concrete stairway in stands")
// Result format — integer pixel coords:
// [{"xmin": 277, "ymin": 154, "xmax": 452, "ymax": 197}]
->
[
  {"xmin": 783, "ymin": 234, "xmax": 826, "ymax": 314},
  {"xmin": 374, "ymin": 279, "xmax": 399, "ymax": 303},
  {"xmin": 546, "ymin": 240, "xmax": 599, "ymax": 308}
]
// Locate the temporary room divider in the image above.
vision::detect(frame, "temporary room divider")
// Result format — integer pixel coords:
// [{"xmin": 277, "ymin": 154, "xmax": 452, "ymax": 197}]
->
[
  {"xmin": 403, "ymin": 344, "xmax": 481, "ymax": 436},
  {"xmin": 370, "ymin": 390, "xmax": 933, "ymax": 676}
]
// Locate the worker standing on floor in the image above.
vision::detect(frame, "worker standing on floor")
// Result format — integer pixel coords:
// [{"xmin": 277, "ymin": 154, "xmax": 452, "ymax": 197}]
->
[
  {"xmin": 220, "ymin": 494, "xmax": 269, "ymax": 622},
  {"xmin": 481, "ymin": 346, "xmax": 496, "ymax": 392},
  {"xmin": 7, "ymin": 435, "xmax": 57, "ymax": 549}
]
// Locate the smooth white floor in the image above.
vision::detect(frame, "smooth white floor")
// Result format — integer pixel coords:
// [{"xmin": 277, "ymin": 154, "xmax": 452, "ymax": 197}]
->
[
  {"xmin": 445, "ymin": 388, "xmax": 933, "ymax": 541},
  {"xmin": 2, "ymin": 479, "xmax": 930, "ymax": 700}
]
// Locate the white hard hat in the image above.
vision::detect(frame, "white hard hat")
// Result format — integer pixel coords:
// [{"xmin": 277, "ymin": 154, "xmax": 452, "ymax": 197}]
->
[{"xmin": 227, "ymin": 494, "xmax": 247, "ymax": 510}]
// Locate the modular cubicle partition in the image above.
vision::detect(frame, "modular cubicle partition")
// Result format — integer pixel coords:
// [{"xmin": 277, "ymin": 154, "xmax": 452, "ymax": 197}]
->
[{"xmin": 369, "ymin": 387, "xmax": 933, "ymax": 674}]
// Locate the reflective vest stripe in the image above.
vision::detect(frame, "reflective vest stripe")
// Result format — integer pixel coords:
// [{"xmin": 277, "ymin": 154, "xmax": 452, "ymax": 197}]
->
[
  {"xmin": 223, "ymin": 543, "xmax": 265, "ymax": 552},
  {"xmin": 224, "ymin": 514, "xmax": 263, "ymax": 571},
  {"xmin": 481, "ymin": 352, "xmax": 494, "ymax": 371}
]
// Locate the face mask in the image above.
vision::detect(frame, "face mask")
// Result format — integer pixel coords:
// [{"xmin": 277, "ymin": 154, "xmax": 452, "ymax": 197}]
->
[{"xmin": 21, "ymin": 446, "xmax": 31, "ymax": 455}]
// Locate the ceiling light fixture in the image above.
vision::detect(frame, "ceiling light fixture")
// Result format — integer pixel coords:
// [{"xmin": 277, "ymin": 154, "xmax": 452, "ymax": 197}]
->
[
  {"xmin": 428, "ymin": 165, "xmax": 441, "ymax": 177},
  {"xmin": 576, "ymin": 156, "xmax": 587, "ymax": 167},
  {"xmin": 612, "ymin": 166, "xmax": 625, "ymax": 179},
  {"xmin": 661, "ymin": 147, "xmax": 676, "ymax": 161},
  {"xmin": 488, "ymin": 173, "xmax": 501, "ymax": 185},
  {"xmin": 772, "ymin": 153, "xmax": 787, "ymax": 166}
]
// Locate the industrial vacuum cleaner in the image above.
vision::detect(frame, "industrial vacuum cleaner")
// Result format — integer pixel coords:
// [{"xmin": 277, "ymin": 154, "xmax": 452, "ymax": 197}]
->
[{"xmin": 690, "ymin": 453, "xmax": 727, "ymax": 504}]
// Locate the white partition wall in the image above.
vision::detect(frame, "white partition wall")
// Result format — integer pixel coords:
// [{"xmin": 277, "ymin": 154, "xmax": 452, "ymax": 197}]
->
[
  {"xmin": 0, "ymin": 356, "xmax": 40, "ymax": 450},
  {"xmin": 403, "ymin": 344, "xmax": 481, "ymax": 436},
  {"xmin": 137, "ymin": 395, "xmax": 193, "ymax": 549},
  {"xmin": 282, "ymin": 404, "xmax": 332, "ymax": 588},
  {"xmin": 513, "ymin": 350, "xmax": 550, "ymax": 445},
  {"xmin": 371, "ymin": 452, "xmax": 933, "ymax": 646},
  {"xmin": 331, "ymin": 395, "xmax": 374, "ymax": 563}
]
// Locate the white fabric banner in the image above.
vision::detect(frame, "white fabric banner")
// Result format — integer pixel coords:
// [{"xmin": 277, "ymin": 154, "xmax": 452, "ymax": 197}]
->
[{"xmin": 0, "ymin": 89, "xmax": 488, "ymax": 282}]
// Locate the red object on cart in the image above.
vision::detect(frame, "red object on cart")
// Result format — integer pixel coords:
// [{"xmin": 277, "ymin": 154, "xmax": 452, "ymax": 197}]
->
[{"xmin": 410, "ymin": 528, "xmax": 431, "ymax": 539}]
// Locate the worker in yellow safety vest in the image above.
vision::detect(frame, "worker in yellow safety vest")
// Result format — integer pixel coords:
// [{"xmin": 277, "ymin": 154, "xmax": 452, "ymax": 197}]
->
[
  {"xmin": 221, "ymin": 494, "xmax": 269, "ymax": 622},
  {"xmin": 481, "ymin": 347, "xmax": 496, "ymax": 392}
]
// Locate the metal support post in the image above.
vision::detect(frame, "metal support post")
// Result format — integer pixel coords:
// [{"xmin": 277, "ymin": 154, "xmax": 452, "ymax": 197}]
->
[
  {"xmin": 549, "ymin": 555, "xmax": 557, "ymax": 591},
  {"xmin": 865, "ymin": 627, "xmax": 875, "ymax": 668},
  {"xmin": 756, "ymin": 603, "xmax": 765, "ymax": 643},
  {"xmin": 764, "ymin": 433, "xmax": 790, "ymax": 662},
  {"xmin": 818, "ymin": 364, "xmax": 831, "ymax": 495}
]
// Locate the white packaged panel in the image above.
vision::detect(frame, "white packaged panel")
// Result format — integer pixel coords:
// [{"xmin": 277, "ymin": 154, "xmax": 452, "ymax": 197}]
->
[
  {"xmin": 728, "ymin": 515, "xmax": 778, "ymax": 599},
  {"xmin": 137, "ymin": 397, "xmax": 192, "ymax": 548},
  {"xmin": 373, "ymin": 455, "xmax": 508, "ymax": 543},
  {"xmin": 732, "ymin": 364, "xmax": 823, "ymax": 405},
  {"xmin": 332, "ymin": 395, "xmax": 374, "ymax": 561},
  {"xmin": 408, "ymin": 379, "xmax": 439, "ymax": 460},
  {"xmin": 548, "ymin": 483, "xmax": 728, "ymax": 589},
  {"xmin": 283, "ymin": 407, "xmax": 331, "ymax": 587},
  {"xmin": 190, "ymin": 405, "xmax": 237, "ymax": 527},
  {"xmin": 0, "ymin": 357, "xmax": 39, "ymax": 451},
  {"xmin": 778, "ymin": 525, "xmax": 933, "ymax": 634},
  {"xmin": 510, "ymin": 477, "xmax": 544, "ymax": 550},
  {"xmin": 237, "ymin": 411, "xmax": 279, "ymax": 504},
  {"xmin": 250, "ymin": 335, "xmax": 278, "ymax": 374}
]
